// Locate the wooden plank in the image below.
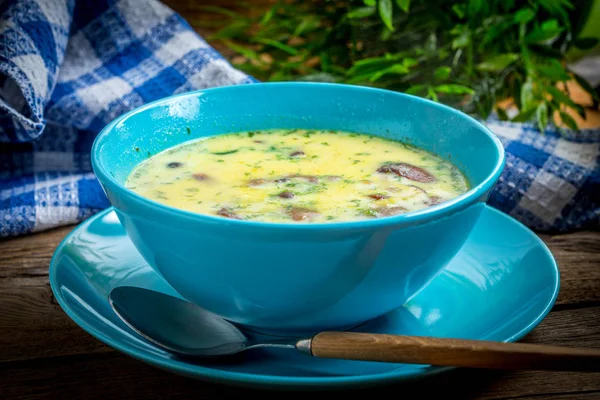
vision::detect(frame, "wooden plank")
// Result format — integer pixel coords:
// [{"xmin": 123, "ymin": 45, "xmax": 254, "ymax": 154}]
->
[
  {"xmin": 540, "ymin": 232, "xmax": 600, "ymax": 306},
  {"xmin": 2, "ymin": 350, "xmax": 599, "ymax": 400},
  {"xmin": 0, "ymin": 226, "xmax": 70, "ymax": 277},
  {"xmin": 0, "ymin": 282, "xmax": 112, "ymax": 362}
]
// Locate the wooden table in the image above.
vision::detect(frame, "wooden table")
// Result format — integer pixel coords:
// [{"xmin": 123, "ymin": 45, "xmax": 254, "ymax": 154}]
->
[{"xmin": 1, "ymin": 225, "xmax": 599, "ymax": 399}]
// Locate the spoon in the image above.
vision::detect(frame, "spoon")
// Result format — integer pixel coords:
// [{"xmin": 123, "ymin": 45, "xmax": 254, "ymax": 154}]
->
[{"xmin": 109, "ymin": 286, "xmax": 600, "ymax": 371}]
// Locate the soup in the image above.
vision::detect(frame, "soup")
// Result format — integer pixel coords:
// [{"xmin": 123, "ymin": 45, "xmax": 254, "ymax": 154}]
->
[{"xmin": 125, "ymin": 129, "xmax": 469, "ymax": 223}]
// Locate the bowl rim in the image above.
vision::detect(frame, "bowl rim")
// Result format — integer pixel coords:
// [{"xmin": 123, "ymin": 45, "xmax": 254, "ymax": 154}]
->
[{"xmin": 91, "ymin": 81, "xmax": 506, "ymax": 231}]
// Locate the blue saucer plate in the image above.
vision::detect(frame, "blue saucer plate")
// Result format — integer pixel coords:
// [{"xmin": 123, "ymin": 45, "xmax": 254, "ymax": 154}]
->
[{"xmin": 49, "ymin": 205, "xmax": 559, "ymax": 390}]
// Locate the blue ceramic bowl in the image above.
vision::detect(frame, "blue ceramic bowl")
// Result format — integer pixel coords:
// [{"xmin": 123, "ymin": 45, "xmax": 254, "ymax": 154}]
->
[{"xmin": 91, "ymin": 82, "xmax": 505, "ymax": 336}]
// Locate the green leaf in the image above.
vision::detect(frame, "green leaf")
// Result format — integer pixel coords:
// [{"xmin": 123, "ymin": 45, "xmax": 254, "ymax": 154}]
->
[
  {"xmin": 210, "ymin": 20, "xmax": 251, "ymax": 40},
  {"xmin": 347, "ymin": 53, "xmax": 404, "ymax": 76},
  {"xmin": 535, "ymin": 60, "xmax": 571, "ymax": 81},
  {"xmin": 403, "ymin": 58, "xmax": 418, "ymax": 68},
  {"xmin": 511, "ymin": 107, "xmax": 537, "ymax": 122},
  {"xmin": 427, "ymin": 86, "xmax": 439, "ymax": 101},
  {"xmin": 222, "ymin": 40, "xmax": 259, "ymax": 60},
  {"xmin": 369, "ymin": 63, "xmax": 410, "ymax": 81},
  {"xmin": 558, "ymin": 111, "xmax": 579, "ymax": 131},
  {"xmin": 538, "ymin": 0, "xmax": 573, "ymax": 22},
  {"xmin": 525, "ymin": 19, "xmax": 563, "ymax": 43},
  {"xmin": 542, "ymin": 18, "xmax": 560, "ymax": 31},
  {"xmin": 363, "ymin": 0, "xmax": 376, "ymax": 5},
  {"xmin": 347, "ymin": 6, "xmax": 376, "ymax": 19},
  {"xmin": 434, "ymin": 66, "xmax": 451, "ymax": 80},
  {"xmin": 496, "ymin": 107, "xmax": 509, "ymax": 121},
  {"xmin": 405, "ymin": 84, "xmax": 427, "ymax": 96},
  {"xmin": 545, "ymin": 85, "xmax": 579, "ymax": 109},
  {"xmin": 452, "ymin": 30, "xmax": 469, "ymax": 49},
  {"xmin": 260, "ymin": 6, "xmax": 275, "ymax": 25},
  {"xmin": 501, "ymin": 0, "xmax": 516, "ymax": 12},
  {"xmin": 200, "ymin": 5, "xmax": 244, "ymax": 18},
  {"xmin": 293, "ymin": 16, "xmax": 320, "ymax": 36},
  {"xmin": 434, "ymin": 84, "xmax": 474, "ymax": 95},
  {"xmin": 320, "ymin": 51, "xmax": 331, "ymax": 72},
  {"xmin": 378, "ymin": 0, "xmax": 394, "ymax": 31},
  {"xmin": 482, "ymin": 22, "xmax": 511, "ymax": 45},
  {"xmin": 467, "ymin": 0, "xmax": 486, "ymax": 17},
  {"xmin": 452, "ymin": 4, "xmax": 465, "ymax": 18},
  {"xmin": 514, "ymin": 8, "xmax": 535, "ymax": 23},
  {"xmin": 476, "ymin": 53, "xmax": 519, "ymax": 72},
  {"xmin": 573, "ymin": 37, "xmax": 600, "ymax": 50},
  {"xmin": 253, "ymin": 37, "xmax": 298, "ymax": 55},
  {"xmin": 380, "ymin": 26, "xmax": 394, "ymax": 41},
  {"xmin": 520, "ymin": 78, "xmax": 535, "ymax": 111},
  {"xmin": 396, "ymin": 0, "xmax": 410, "ymax": 12},
  {"xmin": 536, "ymin": 103, "xmax": 549, "ymax": 132}
]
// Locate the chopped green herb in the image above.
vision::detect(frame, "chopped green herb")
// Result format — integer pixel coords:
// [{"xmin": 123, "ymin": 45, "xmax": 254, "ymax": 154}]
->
[
  {"xmin": 359, "ymin": 208, "xmax": 378, "ymax": 217},
  {"xmin": 147, "ymin": 151, "xmax": 152, "ymax": 158},
  {"xmin": 212, "ymin": 149, "xmax": 239, "ymax": 155},
  {"xmin": 248, "ymin": 131, "xmax": 255, "ymax": 138},
  {"xmin": 349, "ymin": 199, "xmax": 361, "ymax": 207},
  {"xmin": 353, "ymin": 160, "xmax": 361, "ymax": 164},
  {"xmin": 217, "ymin": 159, "xmax": 224, "ymax": 163},
  {"xmin": 186, "ymin": 127, "xmax": 191, "ymax": 135},
  {"xmin": 154, "ymin": 190, "xmax": 168, "ymax": 199},
  {"xmin": 321, "ymin": 142, "xmax": 329, "ymax": 146},
  {"xmin": 326, "ymin": 215, "xmax": 336, "ymax": 220},
  {"xmin": 355, "ymin": 152, "xmax": 370, "ymax": 156},
  {"xmin": 135, "ymin": 147, "xmax": 140, "ymax": 152}
]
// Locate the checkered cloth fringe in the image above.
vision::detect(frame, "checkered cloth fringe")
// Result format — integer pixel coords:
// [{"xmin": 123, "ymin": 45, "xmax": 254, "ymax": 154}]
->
[{"xmin": 0, "ymin": 0, "xmax": 598, "ymax": 237}]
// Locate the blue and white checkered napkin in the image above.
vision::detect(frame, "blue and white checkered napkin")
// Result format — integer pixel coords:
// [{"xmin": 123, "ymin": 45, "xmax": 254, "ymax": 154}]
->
[{"xmin": 0, "ymin": 0, "xmax": 598, "ymax": 237}]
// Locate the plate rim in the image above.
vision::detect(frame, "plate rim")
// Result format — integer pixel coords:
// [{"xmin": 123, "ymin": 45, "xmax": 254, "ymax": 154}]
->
[{"xmin": 48, "ymin": 205, "xmax": 560, "ymax": 390}]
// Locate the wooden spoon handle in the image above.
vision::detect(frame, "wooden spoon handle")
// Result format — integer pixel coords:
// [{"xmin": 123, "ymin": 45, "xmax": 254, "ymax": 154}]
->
[{"xmin": 308, "ymin": 332, "xmax": 600, "ymax": 371}]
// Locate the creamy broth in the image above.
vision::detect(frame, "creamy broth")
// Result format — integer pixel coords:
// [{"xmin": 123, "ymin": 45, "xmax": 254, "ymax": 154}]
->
[{"xmin": 125, "ymin": 129, "xmax": 469, "ymax": 223}]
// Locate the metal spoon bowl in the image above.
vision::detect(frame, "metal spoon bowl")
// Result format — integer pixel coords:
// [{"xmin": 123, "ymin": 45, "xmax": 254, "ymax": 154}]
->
[{"xmin": 109, "ymin": 286, "xmax": 311, "ymax": 357}]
